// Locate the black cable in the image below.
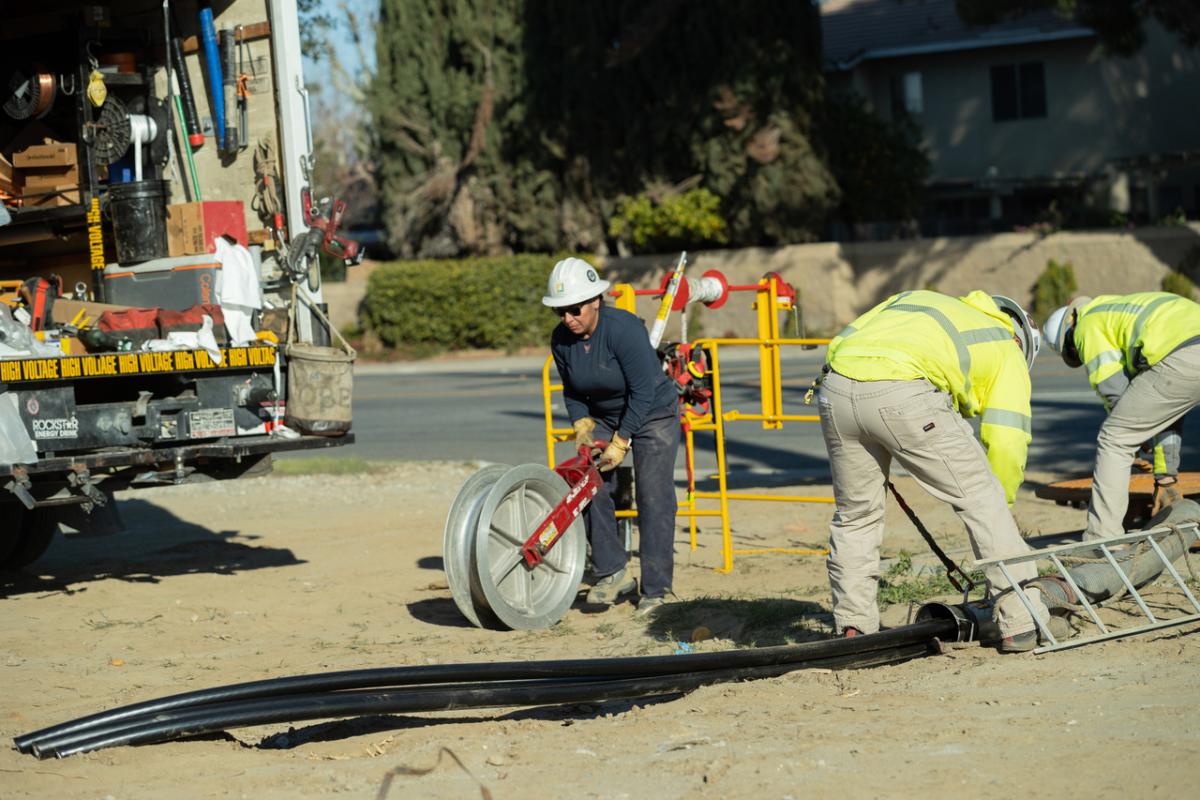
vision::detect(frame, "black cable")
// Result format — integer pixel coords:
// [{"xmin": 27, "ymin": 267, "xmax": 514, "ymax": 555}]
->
[
  {"xmin": 45, "ymin": 641, "xmax": 933, "ymax": 758},
  {"xmin": 17, "ymin": 620, "xmax": 953, "ymax": 754}
]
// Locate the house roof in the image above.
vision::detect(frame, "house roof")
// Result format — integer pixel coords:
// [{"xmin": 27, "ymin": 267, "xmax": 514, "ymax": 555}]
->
[{"xmin": 821, "ymin": 0, "xmax": 1095, "ymax": 69}]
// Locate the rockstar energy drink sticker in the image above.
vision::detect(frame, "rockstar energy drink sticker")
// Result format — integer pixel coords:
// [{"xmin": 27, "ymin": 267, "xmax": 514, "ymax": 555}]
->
[{"xmin": 0, "ymin": 346, "xmax": 277, "ymax": 385}]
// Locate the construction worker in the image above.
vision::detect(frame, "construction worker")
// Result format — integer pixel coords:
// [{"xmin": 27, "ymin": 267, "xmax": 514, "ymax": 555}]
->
[
  {"xmin": 816, "ymin": 290, "xmax": 1051, "ymax": 652},
  {"xmin": 544, "ymin": 257, "xmax": 680, "ymax": 616},
  {"xmin": 1043, "ymin": 292, "xmax": 1200, "ymax": 538}
]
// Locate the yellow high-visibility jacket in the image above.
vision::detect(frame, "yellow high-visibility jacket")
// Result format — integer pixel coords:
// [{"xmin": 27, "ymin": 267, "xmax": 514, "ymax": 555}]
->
[
  {"xmin": 1072, "ymin": 292, "xmax": 1200, "ymax": 409},
  {"xmin": 827, "ymin": 290, "xmax": 1031, "ymax": 503}
]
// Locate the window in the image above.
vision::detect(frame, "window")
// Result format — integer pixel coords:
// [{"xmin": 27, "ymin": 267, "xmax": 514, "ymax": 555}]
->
[
  {"xmin": 990, "ymin": 62, "xmax": 1046, "ymax": 121},
  {"xmin": 890, "ymin": 71, "xmax": 923, "ymax": 116}
]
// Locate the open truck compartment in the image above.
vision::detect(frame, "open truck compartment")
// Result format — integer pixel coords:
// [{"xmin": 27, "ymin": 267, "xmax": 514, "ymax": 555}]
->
[{"xmin": 1, "ymin": 1, "xmax": 359, "ymax": 567}]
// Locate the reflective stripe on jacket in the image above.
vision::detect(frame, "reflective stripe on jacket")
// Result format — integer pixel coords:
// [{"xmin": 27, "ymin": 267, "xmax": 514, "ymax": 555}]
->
[
  {"xmin": 1073, "ymin": 292, "xmax": 1200, "ymax": 408},
  {"xmin": 827, "ymin": 290, "xmax": 1031, "ymax": 502}
]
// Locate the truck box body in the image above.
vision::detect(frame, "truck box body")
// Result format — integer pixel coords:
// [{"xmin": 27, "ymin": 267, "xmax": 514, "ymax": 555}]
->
[{"xmin": 0, "ymin": 1, "xmax": 354, "ymax": 566}]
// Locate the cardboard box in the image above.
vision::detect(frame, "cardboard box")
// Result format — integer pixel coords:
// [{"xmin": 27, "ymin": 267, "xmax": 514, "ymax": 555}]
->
[
  {"xmin": 22, "ymin": 165, "xmax": 78, "ymax": 190},
  {"xmin": 0, "ymin": 153, "xmax": 18, "ymax": 195},
  {"xmin": 166, "ymin": 201, "xmax": 247, "ymax": 256},
  {"xmin": 51, "ymin": 299, "xmax": 136, "ymax": 328},
  {"xmin": 13, "ymin": 142, "xmax": 77, "ymax": 169},
  {"xmin": 26, "ymin": 184, "xmax": 80, "ymax": 207}
]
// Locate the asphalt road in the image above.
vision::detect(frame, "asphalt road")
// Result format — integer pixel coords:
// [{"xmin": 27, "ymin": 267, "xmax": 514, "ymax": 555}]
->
[{"xmin": 284, "ymin": 349, "xmax": 1195, "ymax": 485}]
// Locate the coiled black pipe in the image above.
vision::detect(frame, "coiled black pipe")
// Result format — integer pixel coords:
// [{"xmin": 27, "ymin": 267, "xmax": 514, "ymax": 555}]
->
[
  {"xmin": 41, "ymin": 641, "xmax": 933, "ymax": 758},
  {"xmin": 17, "ymin": 620, "xmax": 953, "ymax": 756}
]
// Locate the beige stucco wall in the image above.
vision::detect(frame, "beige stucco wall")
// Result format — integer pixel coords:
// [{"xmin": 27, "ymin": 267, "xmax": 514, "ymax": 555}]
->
[
  {"xmin": 327, "ymin": 224, "xmax": 1200, "ymax": 341},
  {"xmin": 596, "ymin": 224, "xmax": 1200, "ymax": 339}
]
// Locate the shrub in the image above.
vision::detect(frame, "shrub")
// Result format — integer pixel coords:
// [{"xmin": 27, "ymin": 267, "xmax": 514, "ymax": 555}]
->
[
  {"xmin": 1162, "ymin": 271, "xmax": 1197, "ymax": 300},
  {"xmin": 362, "ymin": 254, "xmax": 577, "ymax": 352},
  {"xmin": 1031, "ymin": 258, "xmax": 1078, "ymax": 324},
  {"xmin": 608, "ymin": 188, "xmax": 729, "ymax": 253}
]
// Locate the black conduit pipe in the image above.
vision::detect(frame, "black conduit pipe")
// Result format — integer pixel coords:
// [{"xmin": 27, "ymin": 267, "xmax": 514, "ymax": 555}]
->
[
  {"xmin": 35, "ymin": 641, "xmax": 928, "ymax": 758},
  {"xmin": 17, "ymin": 620, "xmax": 954, "ymax": 756},
  {"xmin": 44, "ymin": 642, "xmax": 933, "ymax": 758},
  {"xmin": 18, "ymin": 618, "xmax": 955, "ymax": 758}
]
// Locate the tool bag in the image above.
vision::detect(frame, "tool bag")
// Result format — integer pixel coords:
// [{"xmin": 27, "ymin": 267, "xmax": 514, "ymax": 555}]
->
[
  {"xmin": 284, "ymin": 295, "xmax": 355, "ymax": 436},
  {"xmin": 96, "ymin": 307, "xmax": 160, "ymax": 347},
  {"xmin": 159, "ymin": 303, "xmax": 228, "ymax": 345}
]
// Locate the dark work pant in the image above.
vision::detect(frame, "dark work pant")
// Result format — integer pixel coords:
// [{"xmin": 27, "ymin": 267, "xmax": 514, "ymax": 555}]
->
[{"xmin": 587, "ymin": 415, "xmax": 679, "ymax": 598}]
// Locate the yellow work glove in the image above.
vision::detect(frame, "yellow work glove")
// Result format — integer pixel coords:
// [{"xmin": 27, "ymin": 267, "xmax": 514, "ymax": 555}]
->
[
  {"xmin": 572, "ymin": 417, "xmax": 596, "ymax": 449},
  {"xmin": 597, "ymin": 434, "xmax": 630, "ymax": 472}
]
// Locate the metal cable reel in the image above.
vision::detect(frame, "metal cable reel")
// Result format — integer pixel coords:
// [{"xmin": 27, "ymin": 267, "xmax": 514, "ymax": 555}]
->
[{"xmin": 443, "ymin": 463, "xmax": 588, "ymax": 630}]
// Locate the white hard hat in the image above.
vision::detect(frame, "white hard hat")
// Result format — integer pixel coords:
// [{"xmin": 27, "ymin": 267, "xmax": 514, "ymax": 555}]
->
[
  {"xmin": 991, "ymin": 295, "xmax": 1041, "ymax": 371},
  {"xmin": 1043, "ymin": 296, "xmax": 1091, "ymax": 368},
  {"xmin": 541, "ymin": 257, "xmax": 611, "ymax": 307}
]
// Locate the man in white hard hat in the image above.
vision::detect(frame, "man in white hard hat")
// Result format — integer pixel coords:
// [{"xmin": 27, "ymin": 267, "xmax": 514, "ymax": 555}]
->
[
  {"xmin": 1043, "ymin": 292, "xmax": 1200, "ymax": 538},
  {"xmin": 544, "ymin": 257, "xmax": 680, "ymax": 616},
  {"xmin": 817, "ymin": 289, "xmax": 1051, "ymax": 652}
]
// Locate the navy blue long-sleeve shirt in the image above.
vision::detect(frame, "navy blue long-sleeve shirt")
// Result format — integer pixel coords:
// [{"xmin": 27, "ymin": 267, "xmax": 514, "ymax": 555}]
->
[{"xmin": 551, "ymin": 305, "xmax": 677, "ymax": 440}]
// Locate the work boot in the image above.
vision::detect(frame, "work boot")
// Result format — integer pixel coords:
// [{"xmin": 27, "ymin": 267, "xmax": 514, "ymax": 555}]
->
[
  {"xmin": 1152, "ymin": 479, "xmax": 1183, "ymax": 517},
  {"xmin": 997, "ymin": 628, "xmax": 1038, "ymax": 653},
  {"xmin": 586, "ymin": 567, "xmax": 636, "ymax": 604},
  {"xmin": 635, "ymin": 595, "xmax": 665, "ymax": 617},
  {"xmin": 998, "ymin": 616, "xmax": 1072, "ymax": 653}
]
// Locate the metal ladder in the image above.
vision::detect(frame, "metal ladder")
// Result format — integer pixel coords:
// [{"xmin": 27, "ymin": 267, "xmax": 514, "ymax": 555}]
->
[{"xmin": 974, "ymin": 521, "xmax": 1200, "ymax": 654}]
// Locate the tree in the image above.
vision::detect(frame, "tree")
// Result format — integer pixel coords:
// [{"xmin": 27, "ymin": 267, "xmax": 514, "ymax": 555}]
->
[
  {"xmin": 370, "ymin": 1, "xmax": 858, "ymax": 256},
  {"xmin": 819, "ymin": 94, "xmax": 930, "ymax": 229},
  {"xmin": 955, "ymin": 1, "xmax": 1200, "ymax": 55}
]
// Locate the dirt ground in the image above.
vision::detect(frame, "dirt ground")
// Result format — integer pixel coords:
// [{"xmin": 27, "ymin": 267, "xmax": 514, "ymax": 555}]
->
[{"xmin": 3, "ymin": 460, "xmax": 1198, "ymax": 799}]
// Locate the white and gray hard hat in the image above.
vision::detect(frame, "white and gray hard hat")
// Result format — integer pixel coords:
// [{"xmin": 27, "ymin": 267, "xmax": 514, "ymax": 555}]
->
[
  {"xmin": 991, "ymin": 295, "xmax": 1041, "ymax": 371},
  {"xmin": 542, "ymin": 257, "xmax": 611, "ymax": 307},
  {"xmin": 1043, "ymin": 296, "xmax": 1092, "ymax": 368}
]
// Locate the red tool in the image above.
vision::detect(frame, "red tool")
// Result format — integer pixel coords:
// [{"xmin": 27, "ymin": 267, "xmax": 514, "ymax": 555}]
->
[
  {"xmin": 520, "ymin": 443, "xmax": 606, "ymax": 567},
  {"xmin": 300, "ymin": 187, "xmax": 362, "ymax": 264}
]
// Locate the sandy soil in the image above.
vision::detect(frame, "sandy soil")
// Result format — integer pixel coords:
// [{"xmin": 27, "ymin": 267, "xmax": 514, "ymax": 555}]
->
[{"xmin": 3, "ymin": 462, "xmax": 1198, "ymax": 799}]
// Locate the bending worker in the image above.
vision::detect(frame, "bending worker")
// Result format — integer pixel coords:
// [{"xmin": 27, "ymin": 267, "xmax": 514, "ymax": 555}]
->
[
  {"xmin": 1043, "ymin": 291, "xmax": 1200, "ymax": 538},
  {"xmin": 545, "ymin": 257, "xmax": 680, "ymax": 616},
  {"xmin": 816, "ymin": 290, "xmax": 1051, "ymax": 652}
]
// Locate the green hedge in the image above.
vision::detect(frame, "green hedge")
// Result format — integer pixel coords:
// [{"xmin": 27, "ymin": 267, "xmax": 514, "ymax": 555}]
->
[
  {"xmin": 363, "ymin": 254, "xmax": 584, "ymax": 351},
  {"xmin": 1031, "ymin": 258, "xmax": 1078, "ymax": 324}
]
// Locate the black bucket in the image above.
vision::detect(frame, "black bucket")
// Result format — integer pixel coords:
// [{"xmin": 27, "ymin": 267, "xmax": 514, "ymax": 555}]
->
[{"xmin": 109, "ymin": 180, "xmax": 170, "ymax": 264}]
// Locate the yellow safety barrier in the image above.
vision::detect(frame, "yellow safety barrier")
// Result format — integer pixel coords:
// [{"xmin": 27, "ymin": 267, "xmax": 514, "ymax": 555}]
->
[{"xmin": 541, "ymin": 278, "xmax": 834, "ymax": 572}]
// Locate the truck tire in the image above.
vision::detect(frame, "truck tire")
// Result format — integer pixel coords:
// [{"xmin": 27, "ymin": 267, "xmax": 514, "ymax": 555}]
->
[{"xmin": 1, "ymin": 507, "xmax": 59, "ymax": 570}]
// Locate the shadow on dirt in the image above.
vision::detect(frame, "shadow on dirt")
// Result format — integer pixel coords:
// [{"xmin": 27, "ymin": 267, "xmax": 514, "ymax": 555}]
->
[
  {"xmin": 249, "ymin": 693, "xmax": 683, "ymax": 753},
  {"xmin": 644, "ymin": 597, "xmax": 833, "ymax": 648},
  {"xmin": 0, "ymin": 498, "xmax": 304, "ymax": 599},
  {"xmin": 406, "ymin": 597, "xmax": 479, "ymax": 628}
]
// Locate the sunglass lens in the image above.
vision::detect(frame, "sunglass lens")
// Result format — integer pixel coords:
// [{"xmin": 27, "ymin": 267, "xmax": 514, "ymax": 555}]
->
[{"xmin": 556, "ymin": 305, "xmax": 583, "ymax": 317}]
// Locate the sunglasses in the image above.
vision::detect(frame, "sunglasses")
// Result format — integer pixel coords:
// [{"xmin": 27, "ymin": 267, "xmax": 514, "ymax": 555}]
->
[{"xmin": 554, "ymin": 303, "xmax": 587, "ymax": 317}]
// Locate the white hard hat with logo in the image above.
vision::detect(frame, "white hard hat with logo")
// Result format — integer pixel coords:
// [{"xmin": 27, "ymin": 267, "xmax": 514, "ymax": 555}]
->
[
  {"xmin": 542, "ymin": 257, "xmax": 611, "ymax": 307},
  {"xmin": 991, "ymin": 295, "xmax": 1041, "ymax": 371}
]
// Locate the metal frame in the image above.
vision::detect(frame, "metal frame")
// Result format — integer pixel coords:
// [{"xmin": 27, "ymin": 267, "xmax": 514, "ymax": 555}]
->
[{"xmin": 974, "ymin": 522, "xmax": 1200, "ymax": 653}]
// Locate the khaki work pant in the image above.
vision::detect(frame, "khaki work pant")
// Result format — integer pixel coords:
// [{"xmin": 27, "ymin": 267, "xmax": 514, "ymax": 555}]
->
[
  {"xmin": 817, "ymin": 371, "xmax": 1049, "ymax": 637},
  {"xmin": 1087, "ymin": 345, "xmax": 1200, "ymax": 539}
]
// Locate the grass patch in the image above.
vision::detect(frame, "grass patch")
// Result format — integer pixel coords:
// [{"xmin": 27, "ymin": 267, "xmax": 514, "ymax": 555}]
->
[
  {"xmin": 647, "ymin": 596, "xmax": 829, "ymax": 647},
  {"xmin": 271, "ymin": 457, "xmax": 387, "ymax": 477},
  {"xmin": 876, "ymin": 551, "xmax": 985, "ymax": 609}
]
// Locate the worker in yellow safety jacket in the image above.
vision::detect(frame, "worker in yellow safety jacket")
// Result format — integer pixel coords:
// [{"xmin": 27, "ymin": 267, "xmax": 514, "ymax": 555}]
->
[
  {"xmin": 816, "ymin": 290, "xmax": 1051, "ymax": 652},
  {"xmin": 1043, "ymin": 292, "xmax": 1200, "ymax": 538}
]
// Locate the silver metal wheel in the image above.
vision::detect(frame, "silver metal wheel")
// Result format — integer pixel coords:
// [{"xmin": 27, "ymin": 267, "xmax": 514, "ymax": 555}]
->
[
  {"xmin": 442, "ymin": 464, "xmax": 510, "ymax": 628},
  {"xmin": 473, "ymin": 464, "xmax": 586, "ymax": 630}
]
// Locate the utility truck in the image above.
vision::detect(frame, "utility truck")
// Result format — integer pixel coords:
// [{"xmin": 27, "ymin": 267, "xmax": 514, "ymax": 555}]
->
[{"xmin": 0, "ymin": 0, "xmax": 358, "ymax": 568}]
